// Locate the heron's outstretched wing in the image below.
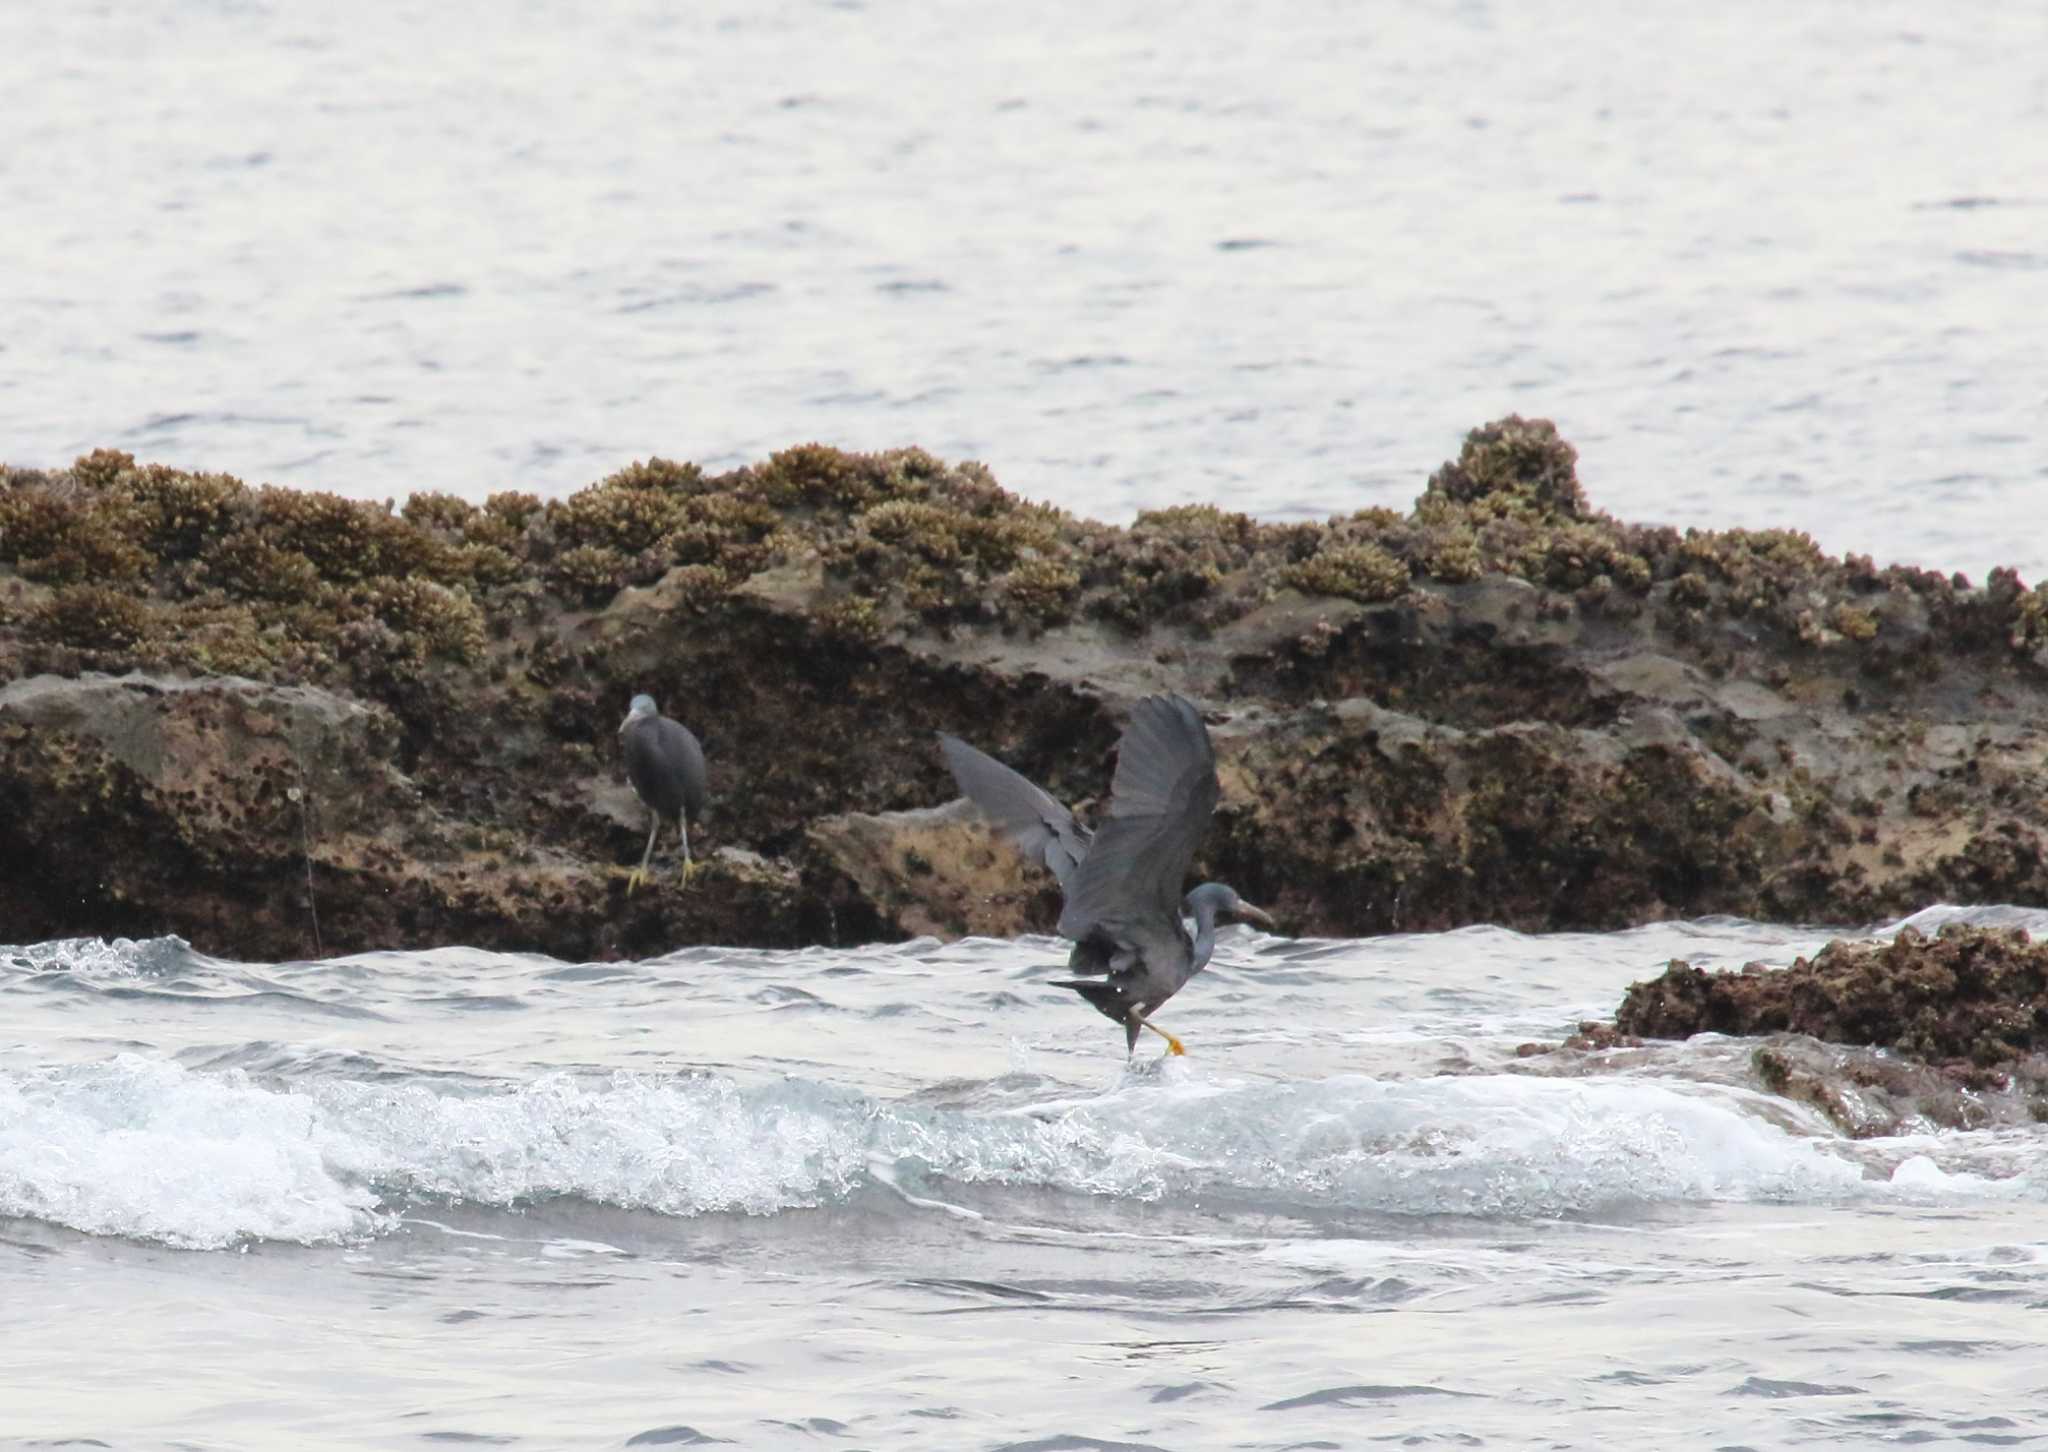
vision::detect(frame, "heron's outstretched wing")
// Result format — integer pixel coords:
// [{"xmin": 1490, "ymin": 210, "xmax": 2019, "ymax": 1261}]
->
[
  {"xmin": 1055, "ymin": 695, "xmax": 1219, "ymax": 997},
  {"xmin": 939, "ymin": 733, "xmax": 1092, "ymax": 887},
  {"xmin": 1099, "ymin": 693, "xmax": 1218, "ymax": 823}
]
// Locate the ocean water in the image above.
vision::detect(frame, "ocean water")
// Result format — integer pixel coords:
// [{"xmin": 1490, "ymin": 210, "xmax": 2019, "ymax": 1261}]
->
[
  {"xmin": 4, "ymin": 0, "xmax": 2046, "ymax": 580},
  {"xmin": 4, "ymin": 906, "xmax": 2046, "ymax": 1449}
]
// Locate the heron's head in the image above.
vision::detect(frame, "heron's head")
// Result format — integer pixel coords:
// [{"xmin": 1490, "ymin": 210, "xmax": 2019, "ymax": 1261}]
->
[
  {"xmin": 620, "ymin": 693, "xmax": 659, "ymax": 733},
  {"xmin": 1184, "ymin": 882, "xmax": 1276, "ymax": 931}
]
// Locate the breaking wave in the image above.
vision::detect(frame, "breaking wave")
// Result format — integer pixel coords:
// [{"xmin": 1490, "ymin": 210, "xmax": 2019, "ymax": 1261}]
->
[{"xmin": 2, "ymin": 1055, "xmax": 2018, "ymax": 1250}]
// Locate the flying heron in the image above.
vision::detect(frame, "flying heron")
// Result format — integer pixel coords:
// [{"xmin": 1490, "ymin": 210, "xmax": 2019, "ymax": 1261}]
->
[
  {"xmin": 619, "ymin": 693, "xmax": 707, "ymax": 893},
  {"xmin": 940, "ymin": 693, "xmax": 1274, "ymax": 1056}
]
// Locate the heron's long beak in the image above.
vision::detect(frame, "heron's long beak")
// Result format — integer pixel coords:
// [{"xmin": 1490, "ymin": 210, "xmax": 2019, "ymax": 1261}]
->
[
  {"xmin": 618, "ymin": 716, "xmax": 631, "ymax": 734},
  {"xmin": 1233, "ymin": 902, "xmax": 1276, "ymax": 930}
]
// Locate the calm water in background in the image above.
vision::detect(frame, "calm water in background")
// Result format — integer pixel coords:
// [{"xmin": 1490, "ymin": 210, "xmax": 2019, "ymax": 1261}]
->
[
  {"xmin": 7, "ymin": 5, "xmax": 2048, "ymax": 1448},
  {"xmin": 5, "ymin": 908, "xmax": 2048, "ymax": 1449},
  {"xmin": 4, "ymin": 1, "xmax": 2046, "ymax": 578}
]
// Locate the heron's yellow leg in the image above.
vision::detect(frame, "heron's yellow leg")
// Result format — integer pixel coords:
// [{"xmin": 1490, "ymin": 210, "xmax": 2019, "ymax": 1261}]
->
[
  {"xmin": 676, "ymin": 821, "xmax": 700, "ymax": 890},
  {"xmin": 627, "ymin": 816, "xmax": 661, "ymax": 896},
  {"xmin": 1130, "ymin": 1011, "xmax": 1185, "ymax": 1056}
]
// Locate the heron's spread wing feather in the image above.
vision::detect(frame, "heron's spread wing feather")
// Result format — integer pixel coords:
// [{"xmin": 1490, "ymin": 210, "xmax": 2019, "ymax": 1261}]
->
[
  {"xmin": 1100, "ymin": 695, "xmax": 1215, "ymax": 820},
  {"xmin": 939, "ymin": 733, "xmax": 1092, "ymax": 887},
  {"xmin": 1055, "ymin": 695, "xmax": 1218, "ymax": 1001},
  {"xmin": 625, "ymin": 717, "xmax": 708, "ymax": 822}
]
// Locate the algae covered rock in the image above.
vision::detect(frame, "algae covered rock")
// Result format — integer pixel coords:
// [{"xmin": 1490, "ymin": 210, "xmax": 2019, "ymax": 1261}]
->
[
  {"xmin": 0, "ymin": 670, "xmax": 825, "ymax": 959},
  {"xmin": 1616, "ymin": 923, "xmax": 2048, "ymax": 1068},
  {"xmin": 4, "ymin": 416, "xmax": 2048, "ymax": 960},
  {"xmin": 1420, "ymin": 415, "xmax": 1587, "ymax": 520},
  {"xmin": 1602, "ymin": 922, "xmax": 2048, "ymax": 1131}
]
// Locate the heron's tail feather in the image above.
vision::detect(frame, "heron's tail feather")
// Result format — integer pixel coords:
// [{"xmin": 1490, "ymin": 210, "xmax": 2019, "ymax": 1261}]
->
[{"xmin": 1050, "ymin": 978, "xmax": 1128, "ymax": 1020}]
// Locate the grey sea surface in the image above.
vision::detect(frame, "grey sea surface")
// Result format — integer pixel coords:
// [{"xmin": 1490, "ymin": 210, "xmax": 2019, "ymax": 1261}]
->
[
  {"xmin": 5, "ymin": 1, "xmax": 2046, "ymax": 579},
  {"xmin": 3, "ymin": 907, "xmax": 2047, "ymax": 1449}
]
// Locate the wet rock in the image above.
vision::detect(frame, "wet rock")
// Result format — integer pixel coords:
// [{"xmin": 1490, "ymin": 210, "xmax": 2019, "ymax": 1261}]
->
[
  {"xmin": 1616, "ymin": 924, "xmax": 2048, "ymax": 1067},
  {"xmin": 1564, "ymin": 1021, "xmax": 1643, "ymax": 1052},
  {"xmin": 1741, "ymin": 1037, "xmax": 2034, "ymax": 1138},
  {"xmin": 1513, "ymin": 1020, "xmax": 1644, "ymax": 1057},
  {"xmin": 1514, "ymin": 1015, "xmax": 2045, "ymax": 1138},
  {"xmin": 1605, "ymin": 924, "xmax": 2048, "ymax": 1132},
  {"xmin": 5, "ymin": 420, "xmax": 2048, "ymax": 957}
]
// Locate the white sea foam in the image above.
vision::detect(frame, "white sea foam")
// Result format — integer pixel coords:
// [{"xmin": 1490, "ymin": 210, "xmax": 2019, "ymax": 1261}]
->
[
  {"xmin": 0, "ymin": 1059, "xmax": 868, "ymax": 1248},
  {"xmin": 5, "ymin": 1054, "xmax": 2024, "ymax": 1250},
  {"xmin": 876, "ymin": 1073, "xmax": 1876, "ymax": 1216},
  {"xmin": 1886, "ymin": 1152, "xmax": 2034, "ymax": 1200},
  {"xmin": 0, "ymin": 933, "xmax": 194, "ymax": 979},
  {"xmin": 1879, "ymin": 903, "xmax": 2048, "ymax": 938},
  {"xmin": 0, "ymin": 1057, "xmax": 375, "ymax": 1248}
]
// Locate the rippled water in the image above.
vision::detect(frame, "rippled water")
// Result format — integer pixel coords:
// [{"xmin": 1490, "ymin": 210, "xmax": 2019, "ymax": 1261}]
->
[
  {"xmin": 4, "ymin": 907, "xmax": 2046, "ymax": 1447},
  {"xmin": 6, "ymin": 1, "xmax": 2047, "ymax": 579}
]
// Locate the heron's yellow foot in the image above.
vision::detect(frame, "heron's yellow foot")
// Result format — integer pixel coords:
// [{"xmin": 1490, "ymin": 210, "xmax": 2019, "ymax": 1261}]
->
[
  {"xmin": 678, "ymin": 858, "xmax": 702, "ymax": 890},
  {"xmin": 625, "ymin": 866, "xmax": 649, "ymax": 896},
  {"xmin": 1132, "ymin": 1014, "xmax": 1184, "ymax": 1056}
]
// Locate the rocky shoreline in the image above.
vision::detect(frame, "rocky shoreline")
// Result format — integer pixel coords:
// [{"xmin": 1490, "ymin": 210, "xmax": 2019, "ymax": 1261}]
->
[
  {"xmin": 5, "ymin": 417, "xmax": 2048, "ymax": 1099},
  {"xmin": 1508, "ymin": 920, "xmax": 2048, "ymax": 1136}
]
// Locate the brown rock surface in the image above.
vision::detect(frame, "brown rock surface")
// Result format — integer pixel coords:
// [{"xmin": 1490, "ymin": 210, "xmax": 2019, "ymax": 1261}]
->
[
  {"xmin": 1601, "ymin": 920, "xmax": 2048, "ymax": 1136},
  {"xmin": 1616, "ymin": 923, "xmax": 2048, "ymax": 1069},
  {"xmin": 0, "ymin": 671, "xmax": 815, "ymax": 959},
  {"xmin": 5, "ymin": 417, "xmax": 2048, "ymax": 958},
  {"xmin": 804, "ymin": 799, "xmax": 1060, "ymax": 942}
]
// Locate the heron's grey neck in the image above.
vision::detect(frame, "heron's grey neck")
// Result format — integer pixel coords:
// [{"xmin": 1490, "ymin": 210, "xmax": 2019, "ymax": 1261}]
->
[{"xmin": 1186, "ymin": 892, "xmax": 1223, "ymax": 975}]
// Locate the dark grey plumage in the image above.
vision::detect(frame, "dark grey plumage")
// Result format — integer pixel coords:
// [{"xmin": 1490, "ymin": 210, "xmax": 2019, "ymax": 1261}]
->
[
  {"xmin": 941, "ymin": 694, "xmax": 1273, "ymax": 1055},
  {"xmin": 620, "ymin": 693, "xmax": 707, "ymax": 892},
  {"xmin": 936, "ymin": 733, "xmax": 1091, "ymax": 887}
]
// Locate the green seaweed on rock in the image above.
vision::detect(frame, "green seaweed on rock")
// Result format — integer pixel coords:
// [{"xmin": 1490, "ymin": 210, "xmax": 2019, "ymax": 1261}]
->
[
  {"xmin": 35, "ymin": 585, "xmax": 153, "ymax": 650},
  {"xmin": 1420, "ymin": 415, "xmax": 1588, "ymax": 521},
  {"xmin": 1281, "ymin": 541, "xmax": 1410, "ymax": 603}
]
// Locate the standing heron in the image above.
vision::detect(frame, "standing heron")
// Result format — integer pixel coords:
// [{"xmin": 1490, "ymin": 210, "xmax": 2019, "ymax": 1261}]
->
[
  {"xmin": 619, "ymin": 693, "xmax": 708, "ymax": 894},
  {"xmin": 940, "ymin": 693, "xmax": 1274, "ymax": 1056}
]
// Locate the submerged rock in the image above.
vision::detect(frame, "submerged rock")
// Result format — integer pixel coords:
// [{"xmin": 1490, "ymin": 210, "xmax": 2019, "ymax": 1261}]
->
[
  {"xmin": 4, "ymin": 419, "xmax": 2048, "ymax": 958},
  {"xmin": 1514, "ymin": 1019, "xmax": 2046, "ymax": 1138},
  {"xmin": 1743, "ymin": 1036, "xmax": 2048, "ymax": 1138}
]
